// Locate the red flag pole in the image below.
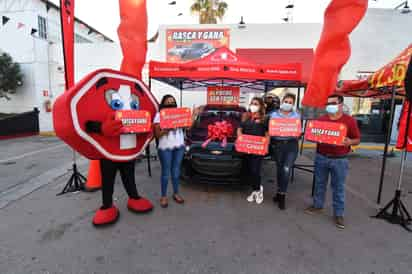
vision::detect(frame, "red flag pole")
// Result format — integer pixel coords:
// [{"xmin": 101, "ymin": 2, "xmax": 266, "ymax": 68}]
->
[
  {"xmin": 57, "ymin": 0, "xmax": 88, "ymax": 195},
  {"xmin": 59, "ymin": 0, "xmax": 75, "ymax": 90}
]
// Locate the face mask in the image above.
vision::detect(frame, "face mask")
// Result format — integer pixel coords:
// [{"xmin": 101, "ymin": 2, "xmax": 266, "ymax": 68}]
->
[
  {"xmin": 250, "ymin": 105, "xmax": 260, "ymax": 113},
  {"xmin": 161, "ymin": 102, "xmax": 177, "ymax": 109},
  {"xmin": 280, "ymin": 103, "xmax": 293, "ymax": 112},
  {"xmin": 326, "ymin": 104, "xmax": 339, "ymax": 114}
]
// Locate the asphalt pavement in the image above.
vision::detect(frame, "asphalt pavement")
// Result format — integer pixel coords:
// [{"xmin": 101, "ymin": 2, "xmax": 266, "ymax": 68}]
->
[{"xmin": 1, "ymin": 136, "xmax": 412, "ymax": 274}]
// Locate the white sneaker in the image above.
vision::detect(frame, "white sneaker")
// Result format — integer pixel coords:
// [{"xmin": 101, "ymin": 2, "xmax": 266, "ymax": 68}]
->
[
  {"xmin": 247, "ymin": 191, "xmax": 257, "ymax": 202},
  {"xmin": 255, "ymin": 186, "xmax": 264, "ymax": 204}
]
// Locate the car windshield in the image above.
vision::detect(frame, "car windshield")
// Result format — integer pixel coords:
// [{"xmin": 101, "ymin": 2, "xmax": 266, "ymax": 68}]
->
[
  {"xmin": 189, "ymin": 110, "xmax": 243, "ymax": 142},
  {"xmin": 192, "ymin": 43, "xmax": 205, "ymax": 49}
]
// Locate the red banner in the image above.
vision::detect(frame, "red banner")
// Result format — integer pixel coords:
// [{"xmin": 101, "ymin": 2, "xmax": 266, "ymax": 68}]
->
[
  {"xmin": 269, "ymin": 118, "xmax": 302, "ymax": 137},
  {"xmin": 207, "ymin": 86, "xmax": 240, "ymax": 106},
  {"xmin": 396, "ymin": 101, "xmax": 412, "ymax": 151},
  {"xmin": 235, "ymin": 134, "xmax": 269, "ymax": 156},
  {"xmin": 305, "ymin": 120, "xmax": 347, "ymax": 145},
  {"xmin": 115, "ymin": 110, "xmax": 152, "ymax": 134},
  {"xmin": 166, "ymin": 28, "xmax": 230, "ymax": 63},
  {"xmin": 60, "ymin": 0, "xmax": 75, "ymax": 89},
  {"xmin": 302, "ymin": 0, "xmax": 368, "ymax": 107},
  {"xmin": 160, "ymin": 108, "xmax": 192, "ymax": 129},
  {"xmin": 369, "ymin": 46, "xmax": 412, "ymax": 91},
  {"xmin": 118, "ymin": 0, "xmax": 147, "ymax": 79}
]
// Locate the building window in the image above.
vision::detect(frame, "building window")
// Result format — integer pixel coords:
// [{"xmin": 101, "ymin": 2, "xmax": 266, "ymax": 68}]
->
[
  {"xmin": 38, "ymin": 16, "xmax": 47, "ymax": 39},
  {"xmin": 75, "ymin": 34, "xmax": 92, "ymax": 43}
]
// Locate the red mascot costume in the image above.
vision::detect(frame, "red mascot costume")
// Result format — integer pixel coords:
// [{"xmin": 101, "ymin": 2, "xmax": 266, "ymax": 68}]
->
[{"xmin": 53, "ymin": 69, "xmax": 158, "ymax": 226}]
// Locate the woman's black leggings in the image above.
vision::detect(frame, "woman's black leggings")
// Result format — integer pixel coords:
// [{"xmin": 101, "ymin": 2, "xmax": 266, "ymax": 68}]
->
[{"xmin": 244, "ymin": 154, "xmax": 263, "ymax": 191}]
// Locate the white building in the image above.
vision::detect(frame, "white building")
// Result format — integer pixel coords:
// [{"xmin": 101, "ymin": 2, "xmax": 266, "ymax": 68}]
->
[
  {"xmin": 0, "ymin": 6, "xmax": 411, "ymax": 135},
  {"xmin": 0, "ymin": 0, "xmax": 113, "ymax": 132}
]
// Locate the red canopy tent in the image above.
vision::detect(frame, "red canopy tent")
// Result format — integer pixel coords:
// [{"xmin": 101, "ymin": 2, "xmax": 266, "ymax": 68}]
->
[
  {"xmin": 149, "ymin": 47, "xmax": 304, "ymax": 102},
  {"xmin": 337, "ymin": 44, "xmax": 412, "ymax": 99}
]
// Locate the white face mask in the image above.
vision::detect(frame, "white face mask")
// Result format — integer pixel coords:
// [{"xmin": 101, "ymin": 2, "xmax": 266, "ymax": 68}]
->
[
  {"xmin": 250, "ymin": 105, "xmax": 260, "ymax": 113},
  {"xmin": 280, "ymin": 102, "xmax": 293, "ymax": 112}
]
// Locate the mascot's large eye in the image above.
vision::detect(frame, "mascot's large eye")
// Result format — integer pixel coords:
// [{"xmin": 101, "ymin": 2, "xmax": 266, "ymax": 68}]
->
[
  {"xmin": 110, "ymin": 99, "xmax": 124, "ymax": 110},
  {"xmin": 130, "ymin": 100, "xmax": 139, "ymax": 110}
]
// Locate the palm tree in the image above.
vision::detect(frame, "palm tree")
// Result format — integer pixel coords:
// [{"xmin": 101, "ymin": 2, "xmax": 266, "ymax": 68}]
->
[{"xmin": 190, "ymin": 0, "xmax": 228, "ymax": 24}]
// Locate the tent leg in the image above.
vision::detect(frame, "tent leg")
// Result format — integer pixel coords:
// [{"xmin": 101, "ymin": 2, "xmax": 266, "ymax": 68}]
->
[
  {"xmin": 297, "ymin": 86, "xmax": 301, "ymax": 109},
  {"xmin": 180, "ymin": 82, "xmax": 183, "ymax": 107},
  {"xmin": 377, "ymin": 86, "xmax": 397, "ymax": 205}
]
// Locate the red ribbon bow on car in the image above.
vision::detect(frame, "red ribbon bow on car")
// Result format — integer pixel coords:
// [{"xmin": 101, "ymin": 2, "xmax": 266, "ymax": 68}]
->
[{"xmin": 202, "ymin": 120, "xmax": 234, "ymax": 148}]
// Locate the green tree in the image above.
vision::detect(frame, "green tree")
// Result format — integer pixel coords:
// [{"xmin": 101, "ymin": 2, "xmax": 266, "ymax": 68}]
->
[
  {"xmin": 0, "ymin": 52, "xmax": 23, "ymax": 100},
  {"xmin": 190, "ymin": 0, "xmax": 228, "ymax": 24}
]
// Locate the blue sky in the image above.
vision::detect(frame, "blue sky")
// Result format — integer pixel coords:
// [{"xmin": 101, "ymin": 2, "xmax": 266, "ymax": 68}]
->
[{"xmin": 52, "ymin": 0, "xmax": 406, "ymax": 41}]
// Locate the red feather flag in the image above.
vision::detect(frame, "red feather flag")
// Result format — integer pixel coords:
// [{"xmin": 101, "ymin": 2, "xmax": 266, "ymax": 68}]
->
[
  {"xmin": 60, "ymin": 0, "xmax": 75, "ymax": 89},
  {"xmin": 302, "ymin": 0, "xmax": 368, "ymax": 107},
  {"xmin": 117, "ymin": 0, "xmax": 148, "ymax": 79}
]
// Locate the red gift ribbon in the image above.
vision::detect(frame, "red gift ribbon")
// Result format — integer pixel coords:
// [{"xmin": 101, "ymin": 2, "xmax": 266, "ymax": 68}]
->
[{"xmin": 202, "ymin": 120, "xmax": 234, "ymax": 148}]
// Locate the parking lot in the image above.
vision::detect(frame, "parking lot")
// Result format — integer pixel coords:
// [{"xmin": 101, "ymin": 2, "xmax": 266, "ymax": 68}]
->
[{"xmin": 1, "ymin": 136, "xmax": 412, "ymax": 274}]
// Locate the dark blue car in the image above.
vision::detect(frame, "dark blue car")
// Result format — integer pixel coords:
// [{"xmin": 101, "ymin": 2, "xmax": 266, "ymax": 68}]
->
[{"xmin": 182, "ymin": 105, "xmax": 247, "ymax": 183}]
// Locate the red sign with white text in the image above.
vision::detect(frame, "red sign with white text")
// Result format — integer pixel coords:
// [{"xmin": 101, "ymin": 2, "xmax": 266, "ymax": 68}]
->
[
  {"xmin": 269, "ymin": 118, "xmax": 302, "ymax": 137},
  {"xmin": 166, "ymin": 28, "xmax": 230, "ymax": 63},
  {"xmin": 115, "ymin": 110, "xmax": 152, "ymax": 134},
  {"xmin": 207, "ymin": 86, "xmax": 240, "ymax": 106},
  {"xmin": 304, "ymin": 120, "xmax": 347, "ymax": 145},
  {"xmin": 235, "ymin": 134, "xmax": 269, "ymax": 156},
  {"xmin": 160, "ymin": 107, "xmax": 192, "ymax": 129}
]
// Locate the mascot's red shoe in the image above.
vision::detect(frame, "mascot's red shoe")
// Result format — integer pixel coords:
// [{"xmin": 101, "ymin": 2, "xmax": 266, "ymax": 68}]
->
[
  {"xmin": 92, "ymin": 206, "xmax": 119, "ymax": 226},
  {"xmin": 127, "ymin": 197, "xmax": 154, "ymax": 213}
]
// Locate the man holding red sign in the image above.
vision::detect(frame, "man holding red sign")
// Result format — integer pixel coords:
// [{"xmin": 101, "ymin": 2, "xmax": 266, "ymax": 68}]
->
[{"xmin": 305, "ymin": 95, "xmax": 360, "ymax": 229}]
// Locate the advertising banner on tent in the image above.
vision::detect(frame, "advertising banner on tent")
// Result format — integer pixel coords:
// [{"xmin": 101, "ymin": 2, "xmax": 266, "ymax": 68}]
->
[
  {"xmin": 60, "ymin": 0, "xmax": 75, "ymax": 89},
  {"xmin": 207, "ymin": 86, "xmax": 240, "ymax": 106},
  {"xmin": 166, "ymin": 28, "xmax": 230, "ymax": 63},
  {"xmin": 115, "ymin": 110, "xmax": 152, "ymax": 134},
  {"xmin": 160, "ymin": 108, "xmax": 192, "ymax": 129},
  {"xmin": 369, "ymin": 46, "xmax": 412, "ymax": 91},
  {"xmin": 235, "ymin": 134, "xmax": 269, "ymax": 156},
  {"xmin": 269, "ymin": 118, "xmax": 302, "ymax": 137},
  {"xmin": 305, "ymin": 120, "xmax": 347, "ymax": 145}
]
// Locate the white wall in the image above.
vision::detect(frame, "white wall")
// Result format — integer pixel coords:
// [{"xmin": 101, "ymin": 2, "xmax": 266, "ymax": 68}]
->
[
  {"xmin": 0, "ymin": 0, "xmax": 114, "ymax": 131},
  {"xmin": 343, "ymin": 8, "xmax": 412, "ymax": 79}
]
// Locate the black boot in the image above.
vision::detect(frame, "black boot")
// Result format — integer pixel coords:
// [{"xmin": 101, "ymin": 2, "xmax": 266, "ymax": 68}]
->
[
  {"xmin": 272, "ymin": 192, "xmax": 280, "ymax": 204},
  {"xmin": 278, "ymin": 193, "xmax": 286, "ymax": 210}
]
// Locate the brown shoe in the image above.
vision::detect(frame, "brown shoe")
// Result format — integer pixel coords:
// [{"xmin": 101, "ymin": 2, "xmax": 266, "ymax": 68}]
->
[
  {"xmin": 335, "ymin": 216, "xmax": 345, "ymax": 229},
  {"xmin": 160, "ymin": 197, "xmax": 168, "ymax": 208},
  {"xmin": 173, "ymin": 194, "xmax": 185, "ymax": 204},
  {"xmin": 304, "ymin": 206, "xmax": 323, "ymax": 215}
]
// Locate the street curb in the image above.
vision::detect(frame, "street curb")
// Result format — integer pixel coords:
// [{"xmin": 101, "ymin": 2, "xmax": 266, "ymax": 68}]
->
[
  {"xmin": 0, "ymin": 158, "xmax": 88, "ymax": 209},
  {"xmin": 39, "ymin": 131, "xmax": 56, "ymax": 137}
]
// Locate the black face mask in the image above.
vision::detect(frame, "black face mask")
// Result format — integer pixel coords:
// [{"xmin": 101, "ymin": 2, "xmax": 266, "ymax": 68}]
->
[{"xmin": 160, "ymin": 102, "xmax": 177, "ymax": 109}]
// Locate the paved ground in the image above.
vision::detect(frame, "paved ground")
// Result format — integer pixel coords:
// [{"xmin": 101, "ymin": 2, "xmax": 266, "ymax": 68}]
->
[{"xmin": 1, "ymin": 137, "xmax": 412, "ymax": 274}]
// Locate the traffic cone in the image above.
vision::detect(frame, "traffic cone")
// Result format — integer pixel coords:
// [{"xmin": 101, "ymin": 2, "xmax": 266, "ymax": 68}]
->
[{"xmin": 85, "ymin": 160, "xmax": 102, "ymax": 192}]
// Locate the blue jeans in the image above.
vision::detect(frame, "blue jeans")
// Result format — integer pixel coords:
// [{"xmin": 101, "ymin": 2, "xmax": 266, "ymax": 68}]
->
[
  {"xmin": 158, "ymin": 146, "xmax": 185, "ymax": 197},
  {"xmin": 313, "ymin": 153, "xmax": 349, "ymax": 217},
  {"xmin": 273, "ymin": 140, "xmax": 298, "ymax": 193}
]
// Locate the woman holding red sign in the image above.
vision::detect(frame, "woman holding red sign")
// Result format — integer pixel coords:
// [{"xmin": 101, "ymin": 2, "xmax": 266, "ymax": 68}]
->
[
  {"xmin": 153, "ymin": 95, "xmax": 185, "ymax": 208},
  {"xmin": 270, "ymin": 93, "xmax": 301, "ymax": 210},
  {"xmin": 238, "ymin": 97, "xmax": 269, "ymax": 204}
]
